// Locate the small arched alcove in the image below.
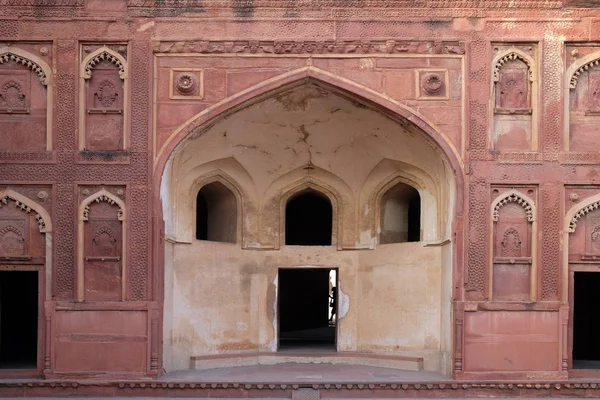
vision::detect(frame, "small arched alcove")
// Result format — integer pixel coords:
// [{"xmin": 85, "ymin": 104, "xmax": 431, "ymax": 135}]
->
[
  {"xmin": 285, "ymin": 189, "xmax": 332, "ymax": 246},
  {"xmin": 195, "ymin": 182, "xmax": 237, "ymax": 243},
  {"xmin": 379, "ymin": 182, "xmax": 421, "ymax": 244}
]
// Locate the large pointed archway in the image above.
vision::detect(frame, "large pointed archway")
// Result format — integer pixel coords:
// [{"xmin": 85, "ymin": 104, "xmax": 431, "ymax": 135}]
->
[{"xmin": 155, "ymin": 69, "xmax": 464, "ymax": 376}]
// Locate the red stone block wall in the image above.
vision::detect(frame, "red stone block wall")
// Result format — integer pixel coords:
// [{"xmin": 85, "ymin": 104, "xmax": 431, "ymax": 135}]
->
[{"xmin": 2, "ymin": 0, "xmax": 600, "ymax": 381}]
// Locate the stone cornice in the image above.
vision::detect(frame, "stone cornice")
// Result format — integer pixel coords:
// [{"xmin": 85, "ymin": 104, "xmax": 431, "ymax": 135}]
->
[
  {"xmin": 129, "ymin": 0, "xmax": 563, "ymax": 8},
  {"xmin": 153, "ymin": 40, "xmax": 465, "ymax": 55}
]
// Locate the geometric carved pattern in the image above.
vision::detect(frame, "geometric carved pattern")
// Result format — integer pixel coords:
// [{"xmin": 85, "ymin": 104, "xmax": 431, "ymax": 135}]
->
[
  {"xmin": 82, "ymin": 194, "xmax": 124, "ymax": 221},
  {"xmin": 94, "ymin": 79, "xmax": 119, "ymax": 108},
  {"xmin": 569, "ymin": 200, "xmax": 600, "ymax": 233},
  {"xmin": 0, "ymin": 224, "xmax": 25, "ymax": 255},
  {"xmin": 0, "ymin": 80, "xmax": 28, "ymax": 111},
  {"xmin": 153, "ymin": 39, "xmax": 466, "ymax": 55},
  {"xmin": 83, "ymin": 51, "xmax": 125, "ymax": 80},
  {"xmin": 92, "ymin": 225, "xmax": 117, "ymax": 256},
  {"xmin": 0, "ymin": 195, "xmax": 46, "ymax": 232},
  {"xmin": 493, "ymin": 51, "xmax": 534, "ymax": 82},
  {"xmin": 501, "ymin": 227, "xmax": 522, "ymax": 257},
  {"xmin": 493, "ymin": 192, "xmax": 534, "ymax": 222},
  {"xmin": 0, "ymin": 52, "xmax": 48, "ymax": 86}
]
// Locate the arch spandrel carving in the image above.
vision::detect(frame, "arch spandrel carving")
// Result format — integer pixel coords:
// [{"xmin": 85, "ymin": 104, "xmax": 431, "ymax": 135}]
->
[
  {"xmin": 80, "ymin": 189, "xmax": 126, "ymax": 222},
  {"xmin": 491, "ymin": 190, "xmax": 535, "ymax": 223},
  {"xmin": 567, "ymin": 50, "xmax": 600, "ymax": 90},
  {"xmin": 492, "ymin": 49, "xmax": 536, "ymax": 83},
  {"xmin": 0, "ymin": 189, "xmax": 52, "ymax": 233},
  {"xmin": 81, "ymin": 46, "xmax": 127, "ymax": 80},
  {"xmin": 0, "ymin": 46, "xmax": 51, "ymax": 86},
  {"xmin": 568, "ymin": 199, "xmax": 600, "ymax": 234}
]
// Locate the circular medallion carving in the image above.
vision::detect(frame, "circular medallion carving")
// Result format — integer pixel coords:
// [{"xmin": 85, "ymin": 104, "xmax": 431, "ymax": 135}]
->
[
  {"xmin": 37, "ymin": 190, "xmax": 48, "ymax": 199},
  {"xmin": 39, "ymin": 47, "xmax": 49, "ymax": 56},
  {"xmin": 82, "ymin": 189, "xmax": 90, "ymax": 196},
  {"xmin": 2, "ymin": 236, "xmax": 23, "ymax": 254},
  {"xmin": 421, "ymin": 72, "xmax": 444, "ymax": 96},
  {"xmin": 175, "ymin": 72, "xmax": 198, "ymax": 95},
  {"xmin": 116, "ymin": 189, "xmax": 124, "ymax": 196}
]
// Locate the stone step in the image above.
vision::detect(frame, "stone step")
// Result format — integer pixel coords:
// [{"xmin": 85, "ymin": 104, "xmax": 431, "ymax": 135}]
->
[{"xmin": 190, "ymin": 351, "xmax": 424, "ymax": 372}]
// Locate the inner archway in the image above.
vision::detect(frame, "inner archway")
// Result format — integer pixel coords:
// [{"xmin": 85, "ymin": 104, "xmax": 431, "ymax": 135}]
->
[
  {"xmin": 160, "ymin": 77, "xmax": 459, "ymax": 375},
  {"xmin": 285, "ymin": 189, "xmax": 332, "ymax": 246}
]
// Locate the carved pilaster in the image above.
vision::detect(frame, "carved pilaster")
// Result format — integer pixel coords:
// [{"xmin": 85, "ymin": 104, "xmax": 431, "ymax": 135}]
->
[
  {"xmin": 150, "ymin": 313, "xmax": 159, "ymax": 372},
  {"xmin": 453, "ymin": 302, "xmax": 464, "ymax": 373}
]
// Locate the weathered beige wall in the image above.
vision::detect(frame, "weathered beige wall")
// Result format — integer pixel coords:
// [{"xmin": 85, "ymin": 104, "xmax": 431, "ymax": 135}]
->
[{"xmin": 161, "ymin": 83, "xmax": 455, "ymax": 373}]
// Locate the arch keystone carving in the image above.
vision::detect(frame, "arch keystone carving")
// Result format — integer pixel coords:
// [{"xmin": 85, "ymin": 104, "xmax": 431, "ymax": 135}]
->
[{"xmin": 492, "ymin": 190, "xmax": 535, "ymax": 222}]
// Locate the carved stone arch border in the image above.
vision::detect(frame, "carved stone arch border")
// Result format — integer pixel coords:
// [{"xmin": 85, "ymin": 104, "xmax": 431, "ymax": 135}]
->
[
  {"xmin": 277, "ymin": 179, "xmax": 343, "ymax": 250},
  {"xmin": 187, "ymin": 170, "xmax": 246, "ymax": 247},
  {"xmin": 0, "ymin": 45, "xmax": 54, "ymax": 151},
  {"xmin": 77, "ymin": 189, "xmax": 127, "ymax": 301},
  {"xmin": 369, "ymin": 173, "xmax": 431, "ymax": 246},
  {"xmin": 491, "ymin": 49, "xmax": 536, "ymax": 83},
  {"xmin": 564, "ymin": 50, "xmax": 600, "ymax": 151},
  {"xmin": 490, "ymin": 48, "xmax": 538, "ymax": 151},
  {"xmin": 78, "ymin": 45, "xmax": 130, "ymax": 151},
  {"xmin": 563, "ymin": 192, "xmax": 600, "ymax": 302},
  {"xmin": 0, "ymin": 188, "xmax": 53, "ymax": 300},
  {"xmin": 491, "ymin": 189, "xmax": 536, "ymax": 222},
  {"xmin": 489, "ymin": 189, "xmax": 538, "ymax": 301}
]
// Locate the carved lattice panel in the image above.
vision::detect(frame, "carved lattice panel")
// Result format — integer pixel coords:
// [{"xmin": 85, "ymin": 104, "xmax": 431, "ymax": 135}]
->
[
  {"xmin": 85, "ymin": 60, "xmax": 124, "ymax": 151},
  {"xmin": 84, "ymin": 201, "xmax": 122, "ymax": 301}
]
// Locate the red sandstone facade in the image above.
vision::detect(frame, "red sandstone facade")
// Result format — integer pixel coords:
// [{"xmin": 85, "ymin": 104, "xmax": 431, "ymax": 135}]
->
[{"xmin": 4, "ymin": 0, "xmax": 600, "ymax": 389}]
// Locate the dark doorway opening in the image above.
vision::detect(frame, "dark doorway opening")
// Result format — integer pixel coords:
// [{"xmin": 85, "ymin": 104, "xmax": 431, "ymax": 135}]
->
[
  {"xmin": 285, "ymin": 190, "xmax": 332, "ymax": 246},
  {"xmin": 380, "ymin": 182, "xmax": 421, "ymax": 244},
  {"xmin": 195, "ymin": 182, "xmax": 237, "ymax": 243},
  {"xmin": 0, "ymin": 271, "xmax": 38, "ymax": 369},
  {"xmin": 278, "ymin": 268, "xmax": 337, "ymax": 351},
  {"xmin": 573, "ymin": 271, "xmax": 600, "ymax": 369}
]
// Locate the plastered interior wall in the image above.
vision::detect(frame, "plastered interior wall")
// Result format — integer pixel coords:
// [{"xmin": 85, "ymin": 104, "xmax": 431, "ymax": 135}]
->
[{"xmin": 161, "ymin": 84, "xmax": 455, "ymax": 373}]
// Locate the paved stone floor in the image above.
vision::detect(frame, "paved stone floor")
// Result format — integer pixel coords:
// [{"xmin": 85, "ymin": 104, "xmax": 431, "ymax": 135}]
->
[{"xmin": 161, "ymin": 363, "xmax": 448, "ymax": 383}]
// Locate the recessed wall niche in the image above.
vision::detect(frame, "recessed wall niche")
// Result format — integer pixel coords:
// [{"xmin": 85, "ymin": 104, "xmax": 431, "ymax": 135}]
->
[
  {"xmin": 490, "ymin": 186, "xmax": 537, "ymax": 301},
  {"xmin": 79, "ymin": 44, "xmax": 129, "ymax": 153},
  {"xmin": 77, "ymin": 186, "xmax": 127, "ymax": 301},
  {"xmin": 0, "ymin": 43, "xmax": 53, "ymax": 152},
  {"xmin": 565, "ymin": 45, "xmax": 600, "ymax": 152},
  {"xmin": 490, "ymin": 44, "xmax": 538, "ymax": 151}
]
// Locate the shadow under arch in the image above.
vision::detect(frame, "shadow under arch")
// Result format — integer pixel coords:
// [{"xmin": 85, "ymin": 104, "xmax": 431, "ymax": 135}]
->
[{"xmin": 154, "ymin": 67, "xmax": 464, "ymax": 218}]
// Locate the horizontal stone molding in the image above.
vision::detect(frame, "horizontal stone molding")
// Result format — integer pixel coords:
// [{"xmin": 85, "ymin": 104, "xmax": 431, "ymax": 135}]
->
[
  {"xmin": 130, "ymin": 0, "xmax": 561, "ymax": 8},
  {"xmin": 153, "ymin": 40, "xmax": 465, "ymax": 55}
]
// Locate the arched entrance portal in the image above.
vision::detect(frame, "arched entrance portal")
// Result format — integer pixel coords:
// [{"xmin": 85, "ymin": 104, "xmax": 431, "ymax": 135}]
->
[{"xmin": 159, "ymin": 75, "xmax": 460, "ymax": 375}]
